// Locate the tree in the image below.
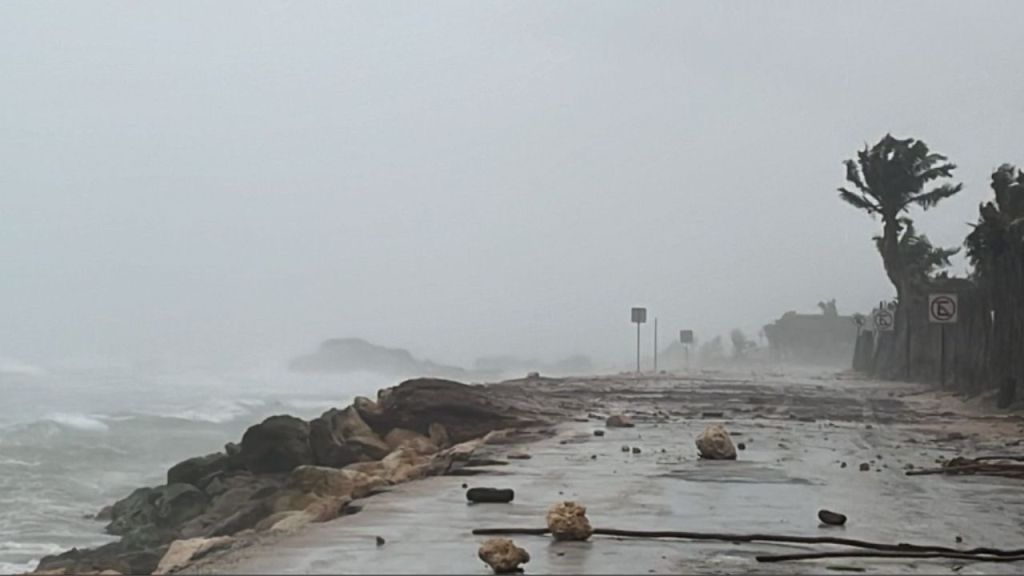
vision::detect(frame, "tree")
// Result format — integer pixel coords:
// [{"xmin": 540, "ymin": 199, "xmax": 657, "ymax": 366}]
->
[
  {"xmin": 965, "ymin": 164, "xmax": 1024, "ymax": 395},
  {"xmin": 874, "ymin": 219, "xmax": 959, "ymax": 282},
  {"xmin": 730, "ymin": 329, "xmax": 753, "ymax": 359},
  {"xmin": 839, "ymin": 135, "xmax": 963, "ymax": 297}
]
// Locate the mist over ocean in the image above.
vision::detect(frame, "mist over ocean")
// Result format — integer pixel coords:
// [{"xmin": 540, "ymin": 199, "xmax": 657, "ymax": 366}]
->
[{"xmin": 0, "ymin": 358, "xmax": 394, "ymax": 573}]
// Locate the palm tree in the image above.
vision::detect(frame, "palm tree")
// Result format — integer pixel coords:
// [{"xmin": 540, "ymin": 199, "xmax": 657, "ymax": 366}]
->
[
  {"xmin": 874, "ymin": 219, "xmax": 959, "ymax": 282},
  {"xmin": 965, "ymin": 164, "xmax": 1024, "ymax": 399},
  {"xmin": 839, "ymin": 135, "xmax": 963, "ymax": 297}
]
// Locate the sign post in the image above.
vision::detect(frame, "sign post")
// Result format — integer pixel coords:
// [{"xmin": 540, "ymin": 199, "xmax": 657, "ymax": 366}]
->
[
  {"xmin": 653, "ymin": 317, "xmax": 659, "ymax": 373},
  {"xmin": 679, "ymin": 329, "xmax": 694, "ymax": 370},
  {"xmin": 631, "ymin": 307, "xmax": 647, "ymax": 374},
  {"xmin": 872, "ymin": 308, "xmax": 895, "ymax": 332},
  {"xmin": 928, "ymin": 293, "xmax": 958, "ymax": 388}
]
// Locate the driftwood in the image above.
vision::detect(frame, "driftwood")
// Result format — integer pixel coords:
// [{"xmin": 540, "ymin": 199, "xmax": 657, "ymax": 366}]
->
[
  {"xmin": 906, "ymin": 456, "xmax": 1024, "ymax": 478},
  {"xmin": 757, "ymin": 550, "xmax": 1024, "ymax": 563},
  {"xmin": 471, "ymin": 527, "xmax": 1024, "ymax": 557}
]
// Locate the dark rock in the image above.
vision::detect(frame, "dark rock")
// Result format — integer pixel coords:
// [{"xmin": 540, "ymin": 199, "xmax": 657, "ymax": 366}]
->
[
  {"xmin": 309, "ymin": 416, "xmax": 361, "ymax": 468},
  {"xmin": 631, "ymin": 447, "xmax": 642, "ymax": 454},
  {"xmin": 593, "ymin": 430, "xmax": 605, "ymax": 437},
  {"xmin": 737, "ymin": 442, "xmax": 747, "ymax": 450},
  {"xmin": 621, "ymin": 445, "xmax": 630, "ymax": 452},
  {"xmin": 156, "ymin": 483, "xmax": 210, "ymax": 528},
  {"xmin": 702, "ymin": 411, "xmax": 724, "ymax": 418},
  {"xmin": 467, "ymin": 487, "xmax": 515, "ymax": 503},
  {"xmin": 840, "ymin": 462, "xmax": 847, "ymax": 468},
  {"xmin": 506, "ymin": 452, "xmax": 532, "ymax": 460},
  {"xmin": 956, "ymin": 535, "xmax": 963, "ymax": 543},
  {"xmin": 167, "ymin": 453, "xmax": 229, "ymax": 487},
  {"xmin": 240, "ymin": 415, "xmax": 313, "ymax": 474},
  {"xmin": 95, "ymin": 505, "xmax": 114, "ymax": 522},
  {"xmin": 859, "ymin": 463, "xmax": 870, "ymax": 471},
  {"xmin": 371, "ymin": 378, "xmax": 552, "ymax": 443},
  {"xmin": 376, "ymin": 536, "xmax": 386, "ymax": 547},
  {"xmin": 818, "ymin": 509, "xmax": 847, "ymax": 526}
]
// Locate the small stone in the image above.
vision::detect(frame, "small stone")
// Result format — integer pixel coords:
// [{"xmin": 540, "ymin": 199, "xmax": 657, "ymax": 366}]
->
[
  {"xmin": 631, "ymin": 447, "xmax": 641, "ymax": 454},
  {"xmin": 865, "ymin": 424, "xmax": 873, "ymax": 430},
  {"xmin": 461, "ymin": 483, "xmax": 468, "ymax": 489},
  {"xmin": 606, "ymin": 414, "xmax": 635, "ymax": 428},
  {"xmin": 593, "ymin": 430, "xmax": 605, "ymax": 437},
  {"xmin": 507, "ymin": 452, "xmax": 531, "ymax": 460},
  {"xmin": 621, "ymin": 445, "xmax": 630, "ymax": 452},
  {"xmin": 956, "ymin": 535, "xmax": 963, "ymax": 543},
  {"xmin": 905, "ymin": 463, "xmax": 915, "ymax": 470},
  {"xmin": 818, "ymin": 509, "xmax": 847, "ymax": 526},
  {"xmin": 590, "ymin": 454, "xmax": 597, "ymax": 460},
  {"xmin": 840, "ymin": 462, "xmax": 847, "ymax": 468},
  {"xmin": 859, "ymin": 463, "xmax": 870, "ymax": 471},
  {"xmin": 737, "ymin": 442, "xmax": 746, "ymax": 450},
  {"xmin": 376, "ymin": 536, "xmax": 386, "ymax": 546}
]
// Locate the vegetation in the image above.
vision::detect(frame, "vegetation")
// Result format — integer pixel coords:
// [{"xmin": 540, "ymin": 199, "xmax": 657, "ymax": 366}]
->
[
  {"xmin": 842, "ymin": 137, "xmax": 1024, "ymax": 400},
  {"xmin": 839, "ymin": 134, "xmax": 962, "ymax": 297}
]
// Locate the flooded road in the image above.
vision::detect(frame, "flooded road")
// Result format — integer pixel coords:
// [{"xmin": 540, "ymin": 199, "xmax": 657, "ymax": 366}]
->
[{"xmin": 190, "ymin": 370, "xmax": 1024, "ymax": 574}]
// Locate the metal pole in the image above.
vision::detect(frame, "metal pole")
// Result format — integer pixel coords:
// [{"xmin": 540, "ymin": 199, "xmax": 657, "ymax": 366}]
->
[
  {"xmin": 653, "ymin": 317, "xmax": 658, "ymax": 373},
  {"xmin": 905, "ymin": 310, "xmax": 912, "ymax": 381},
  {"xmin": 636, "ymin": 322, "xmax": 641, "ymax": 374},
  {"xmin": 940, "ymin": 324, "xmax": 946, "ymax": 389}
]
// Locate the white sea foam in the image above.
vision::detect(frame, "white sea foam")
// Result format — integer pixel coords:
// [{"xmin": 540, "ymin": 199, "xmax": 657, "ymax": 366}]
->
[{"xmin": 43, "ymin": 413, "xmax": 110, "ymax": 432}]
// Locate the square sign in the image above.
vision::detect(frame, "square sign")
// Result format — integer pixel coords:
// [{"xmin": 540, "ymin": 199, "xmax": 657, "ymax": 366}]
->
[
  {"xmin": 631, "ymin": 307, "xmax": 647, "ymax": 324},
  {"xmin": 679, "ymin": 330, "xmax": 694, "ymax": 344},
  {"xmin": 872, "ymin": 309, "xmax": 895, "ymax": 331},
  {"xmin": 928, "ymin": 293, "xmax": 958, "ymax": 324}
]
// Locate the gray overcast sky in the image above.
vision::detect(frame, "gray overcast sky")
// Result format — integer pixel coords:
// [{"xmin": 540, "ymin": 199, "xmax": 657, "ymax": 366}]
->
[{"xmin": 2, "ymin": 1, "xmax": 1023, "ymax": 369}]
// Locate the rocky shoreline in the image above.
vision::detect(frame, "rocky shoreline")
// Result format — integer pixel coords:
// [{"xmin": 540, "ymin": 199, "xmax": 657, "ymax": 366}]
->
[{"xmin": 32, "ymin": 377, "xmax": 569, "ymax": 575}]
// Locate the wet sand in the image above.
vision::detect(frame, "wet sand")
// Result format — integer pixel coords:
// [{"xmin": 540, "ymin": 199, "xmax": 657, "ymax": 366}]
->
[{"xmin": 186, "ymin": 369, "xmax": 1024, "ymax": 575}]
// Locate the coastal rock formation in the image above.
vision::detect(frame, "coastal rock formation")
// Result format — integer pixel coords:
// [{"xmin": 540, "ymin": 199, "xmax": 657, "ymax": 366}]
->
[
  {"xmin": 36, "ymin": 377, "xmax": 545, "ymax": 575},
  {"xmin": 153, "ymin": 537, "xmax": 233, "ymax": 575},
  {"xmin": 546, "ymin": 501, "xmax": 593, "ymax": 541},
  {"xmin": 384, "ymin": 428, "xmax": 438, "ymax": 455},
  {"xmin": 695, "ymin": 423, "xmax": 737, "ymax": 460},
  {"xmin": 371, "ymin": 378, "xmax": 550, "ymax": 443},
  {"xmin": 287, "ymin": 465, "xmax": 386, "ymax": 499},
  {"xmin": 167, "ymin": 453, "xmax": 230, "ymax": 487},
  {"xmin": 239, "ymin": 415, "xmax": 313, "ymax": 473},
  {"xmin": 478, "ymin": 538, "xmax": 530, "ymax": 574},
  {"xmin": 308, "ymin": 406, "xmax": 390, "ymax": 468}
]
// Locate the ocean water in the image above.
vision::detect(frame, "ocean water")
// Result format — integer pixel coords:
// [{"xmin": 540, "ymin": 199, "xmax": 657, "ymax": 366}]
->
[{"xmin": 0, "ymin": 360, "xmax": 397, "ymax": 573}]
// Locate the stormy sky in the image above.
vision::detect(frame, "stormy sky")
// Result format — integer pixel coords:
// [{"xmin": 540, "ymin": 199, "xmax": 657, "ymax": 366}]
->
[{"xmin": 2, "ymin": 1, "xmax": 1023, "ymax": 369}]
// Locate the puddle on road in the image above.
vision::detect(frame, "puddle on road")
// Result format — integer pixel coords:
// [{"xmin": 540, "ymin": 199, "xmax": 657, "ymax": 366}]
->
[{"xmin": 658, "ymin": 465, "xmax": 819, "ymax": 485}]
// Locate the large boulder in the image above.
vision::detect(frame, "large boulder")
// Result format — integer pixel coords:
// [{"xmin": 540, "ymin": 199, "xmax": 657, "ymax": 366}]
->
[
  {"xmin": 384, "ymin": 428, "xmax": 438, "ymax": 456},
  {"xmin": 178, "ymin": 474, "xmax": 282, "ymax": 539},
  {"xmin": 288, "ymin": 465, "xmax": 387, "ymax": 499},
  {"xmin": 239, "ymin": 415, "xmax": 313, "ymax": 474},
  {"xmin": 153, "ymin": 537, "xmax": 233, "ymax": 575},
  {"xmin": 167, "ymin": 453, "xmax": 229, "ymax": 487},
  {"xmin": 105, "ymin": 484, "xmax": 209, "ymax": 537},
  {"xmin": 35, "ymin": 541, "xmax": 165, "ymax": 576},
  {"xmin": 546, "ymin": 501, "xmax": 593, "ymax": 541},
  {"xmin": 309, "ymin": 407, "xmax": 390, "ymax": 467},
  {"xmin": 308, "ymin": 417, "xmax": 361, "ymax": 468},
  {"xmin": 695, "ymin": 423, "xmax": 737, "ymax": 460},
  {"xmin": 371, "ymin": 378, "xmax": 550, "ymax": 443}
]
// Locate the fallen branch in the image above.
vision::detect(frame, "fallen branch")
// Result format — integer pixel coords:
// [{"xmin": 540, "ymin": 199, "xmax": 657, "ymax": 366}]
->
[
  {"xmin": 471, "ymin": 527, "xmax": 1024, "ymax": 557},
  {"xmin": 757, "ymin": 550, "xmax": 1024, "ymax": 563},
  {"xmin": 907, "ymin": 462, "xmax": 1024, "ymax": 477}
]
